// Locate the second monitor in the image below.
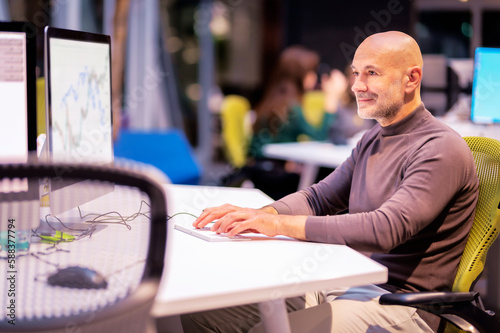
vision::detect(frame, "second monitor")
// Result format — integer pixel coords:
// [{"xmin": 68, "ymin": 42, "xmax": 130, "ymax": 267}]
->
[
  {"xmin": 470, "ymin": 47, "xmax": 500, "ymax": 124},
  {"xmin": 43, "ymin": 26, "xmax": 114, "ymax": 221}
]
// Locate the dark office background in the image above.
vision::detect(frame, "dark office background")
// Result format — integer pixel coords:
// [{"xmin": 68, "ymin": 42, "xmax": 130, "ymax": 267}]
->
[
  {"xmin": 215, "ymin": 0, "xmax": 414, "ymax": 106},
  {"xmin": 8, "ymin": 0, "xmax": 500, "ymax": 136},
  {"xmin": 282, "ymin": 0, "xmax": 412, "ymax": 73},
  {"xmin": 5, "ymin": 0, "xmax": 499, "ymax": 167}
]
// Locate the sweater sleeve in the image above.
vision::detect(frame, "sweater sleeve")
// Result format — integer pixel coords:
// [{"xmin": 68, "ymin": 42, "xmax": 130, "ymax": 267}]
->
[
  {"xmin": 269, "ymin": 138, "xmax": 357, "ymax": 216},
  {"xmin": 272, "ymin": 131, "xmax": 478, "ymax": 254},
  {"xmin": 310, "ymin": 139, "xmax": 475, "ymax": 252}
]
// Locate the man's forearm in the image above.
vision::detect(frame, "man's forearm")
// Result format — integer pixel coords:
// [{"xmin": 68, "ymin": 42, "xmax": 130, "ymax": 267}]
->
[
  {"xmin": 276, "ymin": 214, "xmax": 308, "ymax": 240},
  {"xmin": 261, "ymin": 205, "xmax": 307, "ymax": 240}
]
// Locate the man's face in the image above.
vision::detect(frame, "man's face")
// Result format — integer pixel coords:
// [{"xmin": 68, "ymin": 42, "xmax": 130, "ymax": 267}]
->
[{"xmin": 350, "ymin": 44, "xmax": 406, "ymax": 124}]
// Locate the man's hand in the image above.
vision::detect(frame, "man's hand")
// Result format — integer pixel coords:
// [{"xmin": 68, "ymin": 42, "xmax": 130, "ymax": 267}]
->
[{"xmin": 193, "ymin": 204, "xmax": 307, "ymax": 239}]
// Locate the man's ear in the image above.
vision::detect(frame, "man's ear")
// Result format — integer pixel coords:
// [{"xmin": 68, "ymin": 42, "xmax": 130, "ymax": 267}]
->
[{"xmin": 405, "ymin": 66, "xmax": 422, "ymax": 93}]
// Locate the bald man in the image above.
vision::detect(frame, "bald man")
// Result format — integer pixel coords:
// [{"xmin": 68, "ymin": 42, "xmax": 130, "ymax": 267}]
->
[{"xmin": 181, "ymin": 32, "xmax": 479, "ymax": 332}]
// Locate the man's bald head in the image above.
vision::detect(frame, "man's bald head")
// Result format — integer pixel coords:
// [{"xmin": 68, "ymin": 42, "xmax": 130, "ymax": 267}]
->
[{"xmin": 356, "ymin": 31, "xmax": 423, "ymax": 74}]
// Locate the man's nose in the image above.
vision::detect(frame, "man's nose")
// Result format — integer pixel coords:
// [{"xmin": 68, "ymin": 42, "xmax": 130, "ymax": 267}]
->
[{"xmin": 351, "ymin": 78, "xmax": 367, "ymax": 93}]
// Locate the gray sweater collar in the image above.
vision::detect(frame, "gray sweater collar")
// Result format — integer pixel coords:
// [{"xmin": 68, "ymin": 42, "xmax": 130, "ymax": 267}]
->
[{"xmin": 380, "ymin": 103, "xmax": 429, "ymax": 137}]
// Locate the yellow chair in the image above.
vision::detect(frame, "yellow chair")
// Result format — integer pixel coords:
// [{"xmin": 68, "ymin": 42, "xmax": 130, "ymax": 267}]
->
[
  {"xmin": 36, "ymin": 77, "xmax": 46, "ymax": 135},
  {"xmin": 302, "ymin": 90, "xmax": 325, "ymax": 128},
  {"xmin": 220, "ymin": 95, "xmax": 252, "ymax": 168},
  {"xmin": 380, "ymin": 136, "xmax": 500, "ymax": 333}
]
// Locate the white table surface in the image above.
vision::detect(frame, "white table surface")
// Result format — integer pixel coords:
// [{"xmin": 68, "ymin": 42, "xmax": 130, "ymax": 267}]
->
[
  {"xmin": 152, "ymin": 185, "xmax": 388, "ymax": 321},
  {"xmin": 439, "ymin": 118, "xmax": 500, "ymax": 141},
  {"xmin": 263, "ymin": 141, "xmax": 354, "ymax": 169},
  {"xmin": 262, "ymin": 141, "xmax": 354, "ymax": 189}
]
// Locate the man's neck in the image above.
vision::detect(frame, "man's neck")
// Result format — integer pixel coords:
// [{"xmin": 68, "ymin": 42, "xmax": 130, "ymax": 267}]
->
[{"xmin": 379, "ymin": 99, "xmax": 421, "ymax": 127}]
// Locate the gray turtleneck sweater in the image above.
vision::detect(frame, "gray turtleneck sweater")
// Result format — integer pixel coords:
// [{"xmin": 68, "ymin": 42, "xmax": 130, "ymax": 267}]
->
[{"xmin": 270, "ymin": 104, "xmax": 479, "ymax": 294}]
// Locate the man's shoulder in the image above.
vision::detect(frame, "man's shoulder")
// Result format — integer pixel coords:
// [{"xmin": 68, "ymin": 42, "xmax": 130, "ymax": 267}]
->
[
  {"xmin": 431, "ymin": 119, "xmax": 470, "ymax": 152},
  {"xmin": 414, "ymin": 109, "xmax": 465, "ymax": 143},
  {"xmin": 414, "ymin": 114, "xmax": 475, "ymax": 169}
]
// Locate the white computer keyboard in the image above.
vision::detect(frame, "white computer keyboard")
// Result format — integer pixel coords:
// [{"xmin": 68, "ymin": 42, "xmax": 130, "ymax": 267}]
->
[{"xmin": 174, "ymin": 221, "xmax": 251, "ymax": 242}]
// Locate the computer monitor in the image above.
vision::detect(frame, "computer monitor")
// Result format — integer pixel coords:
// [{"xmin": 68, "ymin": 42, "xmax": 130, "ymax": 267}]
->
[
  {"xmin": 0, "ymin": 21, "xmax": 37, "ymax": 165},
  {"xmin": 0, "ymin": 21, "xmax": 39, "ymax": 237},
  {"xmin": 0, "ymin": 22, "xmax": 37, "ymax": 187},
  {"xmin": 43, "ymin": 26, "xmax": 114, "ymax": 221},
  {"xmin": 470, "ymin": 47, "xmax": 500, "ymax": 124}
]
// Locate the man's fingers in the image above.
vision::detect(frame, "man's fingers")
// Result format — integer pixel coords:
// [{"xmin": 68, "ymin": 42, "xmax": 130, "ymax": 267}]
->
[
  {"xmin": 215, "ymin": 211, "xmax": 247, "ymax": 233},
  {"xmin": 226, "ymin": 221, "xmax": 253, "ymax": 237},
  {"xmin": 193, "ymin": 204, "xmax": 239, "ymax": 228}
]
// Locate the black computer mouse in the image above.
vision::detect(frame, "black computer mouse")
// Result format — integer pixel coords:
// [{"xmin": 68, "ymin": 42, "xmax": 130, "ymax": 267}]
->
[{"xmin": 48, "ymin": 266, "xmax": 108, "ymax": 289}]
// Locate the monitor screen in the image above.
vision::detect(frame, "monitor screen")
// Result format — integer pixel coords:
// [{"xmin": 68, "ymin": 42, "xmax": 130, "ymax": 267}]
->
[
  {"xmin": 0, "ymin": 22, "xmax": 37, "ymax": 186},
  {"xmin": 470, "ymin": 47, "xmax": 500, "ymax": 124},
  {"xmin": 44, "ymin": 26, "xmax": 113, "ymax": 219},
  {"xmin": 0, "ymin": 22, "xmax": 37, "ymax": 165},
  {"xmin": 0, "ymin": 21, "xmax": 39, "ymax": 232},
  {"xmin": 45, "ymin": 27, "xmax": 113, "ymax": 164}
]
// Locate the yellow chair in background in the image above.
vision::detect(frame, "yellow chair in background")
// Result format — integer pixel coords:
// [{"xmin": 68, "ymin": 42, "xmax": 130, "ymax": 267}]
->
[
  {"xmin": 302, "ymin": 90, "xmax": 325, "ymax": 128},
  {"xmin": 380, "ymin": 136, "xmax": 500, "ymax": 333},
  {"xmin": 220, "ymin": 94, "xmax": 252, "ymax": 168},
  {"xmin": 36, "ymin": 77, "xmax": 46, "ymax": 135}
]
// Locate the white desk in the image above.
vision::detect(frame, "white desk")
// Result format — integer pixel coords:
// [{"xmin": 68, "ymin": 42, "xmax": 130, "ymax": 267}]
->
[
  {"xmin": 153, "ymin": 184, "xmax": 388, "ymax": 332},
  {"xmin": 263, "ymin": 141, "xmax": 354, "ymax": 189}
]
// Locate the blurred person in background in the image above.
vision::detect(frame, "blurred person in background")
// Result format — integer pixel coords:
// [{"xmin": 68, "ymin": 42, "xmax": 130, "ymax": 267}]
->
[{"xmin": 243, "ymin": 45, "xmax": 347, "ymax": 199}]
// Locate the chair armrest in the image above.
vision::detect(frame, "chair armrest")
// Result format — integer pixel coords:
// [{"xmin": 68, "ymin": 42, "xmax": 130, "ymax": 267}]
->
[
  {"xmin": 380, "ymin": 292, "xmax": 500, "ymax": 333},
  {"xmin": 379, "ymin": 291, "xmax": 478, "ymax": 306}
]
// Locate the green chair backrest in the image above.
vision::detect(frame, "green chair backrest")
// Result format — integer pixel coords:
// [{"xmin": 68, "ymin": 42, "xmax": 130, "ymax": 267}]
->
[{"xmin": 452, "ymin": 136, "xmax": 500, "ymax": 293}]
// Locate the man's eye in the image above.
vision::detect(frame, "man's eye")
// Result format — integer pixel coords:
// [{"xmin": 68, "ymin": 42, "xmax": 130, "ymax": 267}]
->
[
  {"xmin": 352, "ymin": 71, "xmax": 359, "ymax": 76},
  {"xmin": 368, "ymin": 71, "xmax": 377, "ymax": 75}
]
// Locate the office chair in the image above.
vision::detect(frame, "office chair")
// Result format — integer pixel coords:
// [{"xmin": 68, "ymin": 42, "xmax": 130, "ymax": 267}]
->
[
  {"xmin": 302, "ymin": 90, "xmax": 325, "ymax": 128},
  {"xmin": 220, "ymin": 94, "xmax": 252, "ymax": 168},
  {"xmin": 113, "ymin": 129, "xmax": 202, "ymax": 185},
  {"xmin": 36, "ymin": 77, "xmax": 46, "ymax": 136},
  {"xmin": 0, "ymin": 162, "xmax": 167, "ymax": 333},
  {"xmin": 380, "ymin": 136, "xmax": 500, "ymax": 333}
]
